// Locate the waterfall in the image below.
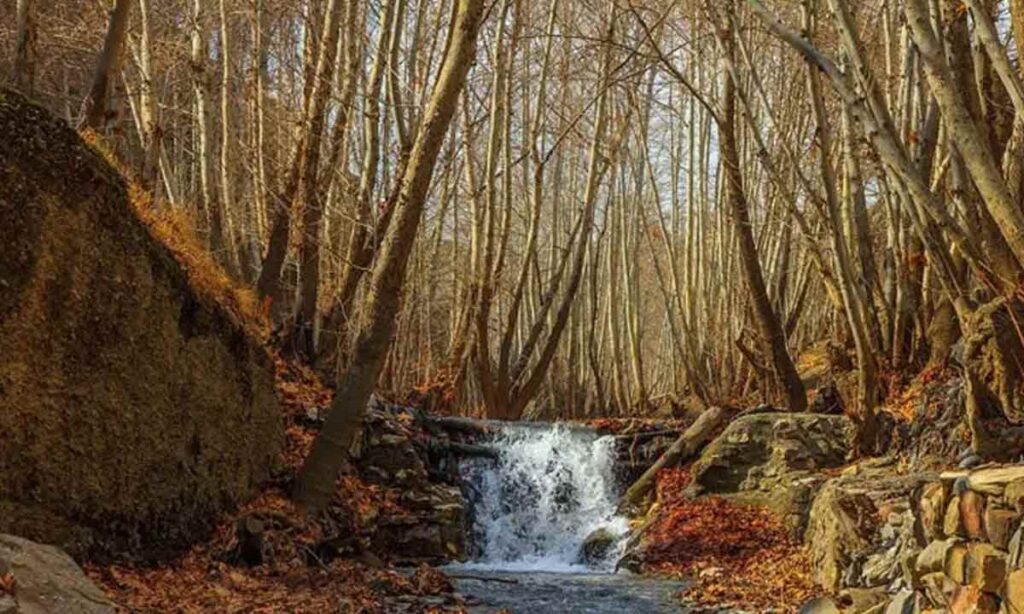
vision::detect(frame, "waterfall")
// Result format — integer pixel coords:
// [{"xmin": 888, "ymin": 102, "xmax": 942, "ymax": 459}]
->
[{"xmin": 457, "ymin": 424, "xmax": 629, "ymax": 573}]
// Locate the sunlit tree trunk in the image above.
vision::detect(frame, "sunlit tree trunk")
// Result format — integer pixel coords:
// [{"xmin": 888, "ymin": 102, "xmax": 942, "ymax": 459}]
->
[
  {"xmin": 80, "ymin": 0, "xmax": 133, "ymax": 130},
  {"xmin": 295, "ymin": 0, "xmax": 487, "ymax": 512}
]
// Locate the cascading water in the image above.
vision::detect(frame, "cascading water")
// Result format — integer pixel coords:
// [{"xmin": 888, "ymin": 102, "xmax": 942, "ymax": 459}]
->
[{"xmin": 456, "ymin": 424, "xmax": 630, "ymax": 572}]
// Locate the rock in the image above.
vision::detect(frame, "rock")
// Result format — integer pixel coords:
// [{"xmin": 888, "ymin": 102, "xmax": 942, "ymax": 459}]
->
[
  {"xmin": 946, "ymin": 495, "xmax": 965, "ymax": 538},
  {"xmin": 948, "ymin": 585, "xmax": 999, "ymax": 613},
  {"xmin": 984, "ymin": 507, "xmax": 1019, "ymax": 549},
  {"xmin": 965, "ymin": 466, "xmax": 1024, "ymax": 495},
  {"xmin": 805, "ymin": 480, "xmax": 877, "ymax": 592},
  {"xmin": 579, "ymin": 528, "xmax": 618, "ymax": 565},
  {"xmin": 964, "ymin": 543, "xmax": 1006, "ymax": 593},
  {"xmin": 356, "ymin": 414, "xmax": 428, "ymax": 486},
  {"xmin": 883, "ymin": 590, "xmax": 919, "ymax": 614},
  {"xmin": 0, "ymin": 534, "xmax": 114, "ymax": 613},
  {"xmin": 691, "ymin": 413, "xmax": 853, "ymax": 496},
  {"xmin": 960, "ymin": 491, "xmax": 987, "ymax": 540},
  {"xmin": 946, "ymin": 542, "xmax": 970, "ymax": 585},
  {"xmin": 959, "ymin": 455, "xmax": 984, "ymax": 470},
  {"xmin": 1009, "ymin": 523, "xmax": 1024, "ymax": 569},
  {"xmin": 798, "ymin": 596, "xmax": 840, "ymax": 613},
  {"xmin": 916, "ymin": 539, "xmax": 955, "ymax": 576},
  {"xmin": 809, "ymin": 383, "xmax": 844, "ymax": 415},
  {"xmin": 919, "ymin": 483, "xmax": 948, "ymax": 540},
  {"xmin": 0, "ymin": 93, "xmax": 281, "ymax": 560},
  {"xmin": 371, "ymin": 483, "xmax": 466, "ymax": 563},
  {"xmin": 1004, "ymin": 568, "xmax": 1024, "ymax": 612},
  {"xmin": 836, "ymin": 587, "xmax": 888, "ymax": 612},
  {"xmin": 920, "ymin": 572, "xmax": 956, "ymax": 609},
  {"xmin": 1006, "ymin": 479, "xmax": 1024, "ymax": 513},
  {"xmin": 805, "ymin": 471, "xmax": 932, "ymax": 592}
]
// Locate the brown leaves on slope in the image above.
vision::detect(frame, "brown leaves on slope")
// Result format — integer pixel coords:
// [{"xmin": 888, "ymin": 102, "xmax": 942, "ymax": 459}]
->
[
  {"xmin": 642, "ymin": 469, "xmax": 818, "ymax": 612},
  {"xmin": 79, "ymin": 129, "xmax": 269, "ymax": 341},
  {"xmin": 85, "ymin": 488, "xmax": 452, "ymax": 613}
]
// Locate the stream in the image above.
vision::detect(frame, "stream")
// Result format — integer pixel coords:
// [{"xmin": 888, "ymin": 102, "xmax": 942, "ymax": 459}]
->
[{"xmin": 447, "ymin": 424, "xmax": 686, "ymax": 613}]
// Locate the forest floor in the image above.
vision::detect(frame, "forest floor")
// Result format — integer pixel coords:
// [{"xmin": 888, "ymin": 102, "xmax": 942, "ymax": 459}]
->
[
  {"xmin": 83, "ymin": 355, "xmax": 464, "ymax": 613},
  {"xmin": 640, "ymin": 469, "xmax": 818, "ymax": 612}
]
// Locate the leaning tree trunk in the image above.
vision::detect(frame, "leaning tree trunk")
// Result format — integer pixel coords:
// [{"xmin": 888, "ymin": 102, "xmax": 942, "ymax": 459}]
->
[
  {"xmin": 79, "ymin": 0, "xmax": 133, "ymax": 130},
  {"xmin": 618, "ymin": 406, "xmax": 727, "ymax": 513},
  {"xmin": 717, "ymin": 12, "xmax": 807, "ymax": 413},
  {"xmin": 294, "ymin": 0, "xmax": 487, "ymax": 512}
]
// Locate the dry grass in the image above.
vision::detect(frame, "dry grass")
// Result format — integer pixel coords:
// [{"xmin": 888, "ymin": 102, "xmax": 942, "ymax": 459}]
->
[{"xmin": 80, "ymin": 129, "xmax": 269, "ymax": 340}]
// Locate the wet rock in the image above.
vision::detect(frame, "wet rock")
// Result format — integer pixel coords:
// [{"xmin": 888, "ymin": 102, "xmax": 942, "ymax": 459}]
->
[
  {"xmin": 0, "ymin": 534, "xmax": 114, "ymax": 613},
  {"xmin": 372, "ymin": 483, "xmax": 466, "ymax": 563},
  {"xmin": 579, "ymin": 528, "xmax": 618, "ymax": 565}
]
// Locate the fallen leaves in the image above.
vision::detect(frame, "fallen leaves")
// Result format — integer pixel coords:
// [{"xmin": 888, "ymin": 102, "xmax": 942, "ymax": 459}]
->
[
  {"xmin": 0, "ymin": 572, "xmax": 14, "ymax": 596},
  {"xmin": 641, "ymin": 468, "xmax": 818, "ymax": 612}
]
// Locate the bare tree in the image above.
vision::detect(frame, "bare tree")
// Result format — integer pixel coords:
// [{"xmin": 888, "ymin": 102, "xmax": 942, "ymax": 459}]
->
[{"xmin": 295, "ymin": 0, "xmax": 488, "ymax": 511}]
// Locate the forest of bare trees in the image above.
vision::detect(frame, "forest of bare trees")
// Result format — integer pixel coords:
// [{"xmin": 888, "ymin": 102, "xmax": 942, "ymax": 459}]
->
[{"xmin": 7, "ymin": 0, "xmax": 1024, "ymax": 454}]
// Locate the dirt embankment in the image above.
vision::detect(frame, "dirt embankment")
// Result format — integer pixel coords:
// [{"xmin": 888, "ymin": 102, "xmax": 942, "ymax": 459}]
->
[{"xmin": 0, "ymin": 90, "xmax": 282, "ymax": 562}]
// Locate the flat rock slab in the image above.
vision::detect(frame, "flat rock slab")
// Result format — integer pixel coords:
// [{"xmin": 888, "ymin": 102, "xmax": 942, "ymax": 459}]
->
[{"xmin": 0, "ymin": 534, "xmax": 114, "ymax": 613}]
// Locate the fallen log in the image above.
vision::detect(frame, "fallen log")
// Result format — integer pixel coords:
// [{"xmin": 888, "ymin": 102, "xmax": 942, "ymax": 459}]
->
[
  {"xmin": 613, "ymin": 429, "xmax": 682, "ymax": 442},
  {"xmin": 422, "ymin": 415, "xmax": 495, "ymax": 436},
  {"xmin": 617, "ymin": 406, "xmax": 727, "ymax": 514},
  {"xmin": 425, "ymin": 438, "xmax": 500, "ymax": 459}
]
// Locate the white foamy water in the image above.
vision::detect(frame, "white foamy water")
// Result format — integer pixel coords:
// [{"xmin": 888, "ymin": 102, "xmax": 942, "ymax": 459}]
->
[{"xmin": 456, "ymin": 424, "xmax": 629, "ymax": 573}]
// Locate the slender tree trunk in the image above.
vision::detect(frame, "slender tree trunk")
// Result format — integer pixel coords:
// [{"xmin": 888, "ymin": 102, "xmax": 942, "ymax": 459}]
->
[
  {"xmin": 292, "ymin": 0, "xmax": 347, "ymax": 358},
  {"xmin": 80, "ymin": 0, "xmax": 133, "ymax": 130},
  {"xmin": 190, "ymin": 0, "xmax": 223, "ymax": 256},
  {"xmin": 294, "ymin": 0, "xmax": 487, "ymax": 512},
  {"xmin": 14, "ymin": 0, "xmax": 36, "ymax": 96},
  {"xmin": 717, "ymin": 7, "xmax": 807, "ymax": 412}
]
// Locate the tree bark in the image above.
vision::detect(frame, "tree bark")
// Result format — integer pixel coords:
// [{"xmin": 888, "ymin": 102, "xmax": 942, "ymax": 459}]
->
[
  {"xmin": 80, "ymin": 0, "xmax": 133, "ymax": 130},
  {"xmin": 14, "ymin": 0, "xmax": 36, "ymax": 96},
  {"xmin": 291, "ymin": 0, "xmax": 348, "ymax": 358},
  {"xmin": 294, "ymin": 0, "xmax": 487, "ymax": 512},
  {"xmin": 618, "ymin": 406, "xmax": 727, "ymax": 512},
  {"xmin": 717, "ymin": 8, "xmax": 807, "ymax": 412}
]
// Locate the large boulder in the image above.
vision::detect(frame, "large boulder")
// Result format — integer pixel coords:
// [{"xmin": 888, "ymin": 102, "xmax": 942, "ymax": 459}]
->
[
  {"xmin": 689, "ymin": 412, "xmax": 853, "ymax": 536},
  {"xmin": 691, "ymin": 413, "xmax": 853, "ymax": 495},
  {"xmin": 0, "ymin": 91, "xmax": 282, "ymax": 561},
  {"xmin": 0, "ymin": 534, "xmax": 114, "ymax": 613}
]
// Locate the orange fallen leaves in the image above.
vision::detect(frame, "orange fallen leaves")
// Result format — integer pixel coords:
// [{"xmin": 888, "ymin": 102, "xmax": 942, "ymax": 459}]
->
[
  {"xmin": 0, "ymin": 572, "xmax": 14, "ymax": 596},
  {"xmin": 642, "ymin": 469, "xmax": 818, "ymax": 612}
]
